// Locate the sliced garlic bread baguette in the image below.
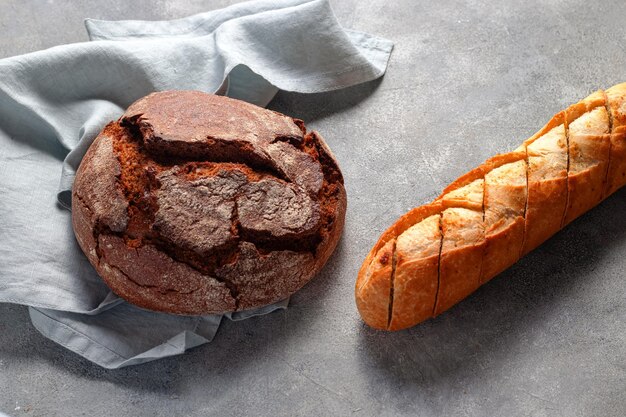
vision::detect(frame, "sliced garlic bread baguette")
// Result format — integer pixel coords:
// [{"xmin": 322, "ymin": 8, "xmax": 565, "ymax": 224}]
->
[
  {"xmin": 356, "ymin": 204, "xmax": 442, "ymax": 330},
  {"xmin": 604, "ymin": 85, "xmax": 626, "ymax": 197},
  {"xmin": 356, "ymin": 82, "xmax": 626, "ymax": 331},
  {"xmin": 390, "ymin": 208, "xmax": 441, "ymax": 330},
  {"xmin": 435, "ymin": 175, "xmax": 485, "ymax": 316},
  {"xmin": 521, "ymin": 113, "xmax": 568, "ymax": 254},
  {"xmin": 482, "ymin": 153, "xmax": 527, "ymax": 282},
  {"xmin": 564, "ymin": 92, "xmax": 610, "ymax": 224}
]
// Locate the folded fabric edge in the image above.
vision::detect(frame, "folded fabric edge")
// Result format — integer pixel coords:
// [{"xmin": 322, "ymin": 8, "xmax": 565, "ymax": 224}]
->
[
  {"xmin": 29, "ymin": 307, "xmax": 131, "ymax": 368},
  {"xmin": 223, "ymin": 53, "xmax": 392, "ymax": 95},
  {"xmin": 84, "ymin": 0, "xmax": 315, "ymax": 41},
  {"xmin": 82, "ymin": 0, "xmax": 393, "ymax": 94},
  {"xmin": 57, "ymin": 190, "xmax": 72, "ymax": 210},
  {"xmin": 226, "ymin": 297, "xmax": 290, "ymax": 321},
  {"xmin": 345, "ymin": 29, "xmax": 395, "ymax": 62},
  {"xmin": 27, "ymin": 297, "xmax": 288, "ymax": 369},
  {"xmin": 217, "ymin": 11, "xmax": 393, "ymax": 94},
  {"xmin": 0, "ymin": 294, "xmax": 122, "ymax": 315},
  {"xmin": 29, "ymin": 307, "xmax": 220, "ymax": 369}
]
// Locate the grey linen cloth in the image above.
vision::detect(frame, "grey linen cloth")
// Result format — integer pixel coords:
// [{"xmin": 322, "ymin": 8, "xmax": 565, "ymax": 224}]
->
[{"xmin": 0, "ymin": 0, "xmax": 392, "ymax": 369}]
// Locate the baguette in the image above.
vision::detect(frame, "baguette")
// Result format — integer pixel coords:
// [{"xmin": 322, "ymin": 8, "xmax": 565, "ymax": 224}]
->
[{"xmin": 356, "ymin": 83, "xmax": 626, "ymax": 331}]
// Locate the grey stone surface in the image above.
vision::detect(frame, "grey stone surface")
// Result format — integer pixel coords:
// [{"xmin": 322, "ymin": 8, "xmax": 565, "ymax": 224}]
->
[{"xmin": 2, "ymin": 0, "xmax": 626, "ymax": 415}]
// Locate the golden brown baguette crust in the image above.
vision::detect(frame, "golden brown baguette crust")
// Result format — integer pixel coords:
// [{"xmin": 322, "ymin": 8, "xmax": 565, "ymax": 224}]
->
[
  {"xmin": 604, "ymin": 84, "xmax": 626, "ymax": 197},
  {"xmin": 521, "ymin": 113, "xmax": 568, "ymax": 255},
  {"xmin": 388, "ymin": 206, "xmax": 442, "ymax": 330},
  {"xmin": 480, "ymin": 152, "xmax": 527, "ymax": 282},
  {"xmin": 435, "ymin": 206, "xmax": 484, "ymax": 315},
  {"xmin": 356, "ymin": 202, "xmax": 442, "ymax": 330},
  {"xmin": 356, "ymin": 82, "xmax": 626, "ymax": 331},
  {"xmin": 564, "ymin": 97, "xmax": 610, "ymax": 225}
]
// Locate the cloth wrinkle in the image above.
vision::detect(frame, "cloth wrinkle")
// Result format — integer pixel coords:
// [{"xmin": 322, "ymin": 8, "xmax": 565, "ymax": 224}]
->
[{"xmin": 0, "ymin": 0, "xmax": 392, "ymax": 369}]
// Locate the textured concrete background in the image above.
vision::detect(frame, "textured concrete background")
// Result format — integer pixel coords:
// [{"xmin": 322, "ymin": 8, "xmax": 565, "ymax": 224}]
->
[{"xmin": 2, "ymin": 0, "xmax": 626, "ymax": 416}]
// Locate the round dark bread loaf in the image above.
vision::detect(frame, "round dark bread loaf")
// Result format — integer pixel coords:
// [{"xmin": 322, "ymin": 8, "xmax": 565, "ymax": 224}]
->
[{"xmin": 72, "ymin": 91, "xmax": 346, "ymax": 314}]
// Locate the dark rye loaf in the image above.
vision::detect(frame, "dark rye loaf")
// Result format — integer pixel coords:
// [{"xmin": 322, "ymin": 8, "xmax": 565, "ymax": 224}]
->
[{"xmin": 72, "ymin": 91, "xmax": 346, "ymax": 314}]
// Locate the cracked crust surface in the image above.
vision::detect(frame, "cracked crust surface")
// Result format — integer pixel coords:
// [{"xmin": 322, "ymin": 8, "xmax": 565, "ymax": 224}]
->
[{"xmin": 71, "ymin": 91, "xmax": 346, "ymax": 315}]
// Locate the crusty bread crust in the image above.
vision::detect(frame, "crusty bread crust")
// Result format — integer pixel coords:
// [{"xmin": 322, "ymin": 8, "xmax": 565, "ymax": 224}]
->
[
  {"xmin": 72, "ymin": 91, "xmax": 346, "ymax": 315},
  {"xmin": 481, "ymin": 153, "xmax": 527, "ymax": 282},
  {"xmin": 356, "ymin": 202, "xmax": 443, "ymax": 330},
  {"xmin": 564, "ymin": 102, "xmax": 610, "ymax": 225},
  {"xmin": 356, "ymin": 82, "xmax": 626, "ymax": 331},
  {"xmin": 521, "ymin": 114, "xmax": 568, "ymax": 255},
  {"xmin": 603, "ymin": 84, "xmax": 626, "ymax": 197}
]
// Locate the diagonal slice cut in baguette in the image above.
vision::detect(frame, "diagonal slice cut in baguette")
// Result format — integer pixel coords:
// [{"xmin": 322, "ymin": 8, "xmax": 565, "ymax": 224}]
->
[
  {"xmin": 482, "ymin": 153, "xmax": 527, "ymax": 282},
  {"xmin": 435, "ymin": 177, "xmax": 485, "ymax": 315},
  {"xmin": 356, "ymin": 202, "xmax": 443, "ymax": 330},
  {"xmin": 521, "ymin": 113, "xmax": 568, "ymax": 255},
  {"xmin": 356, "ymin": 82, "xmax": 626, "ymax": 331},
  {"xmin": 389, "ymin": 208, "xmax": 442, "ymax": 330},
  {"xmin": 564, "ymin": 91, "xmax": 610, "ymax": 225}
]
